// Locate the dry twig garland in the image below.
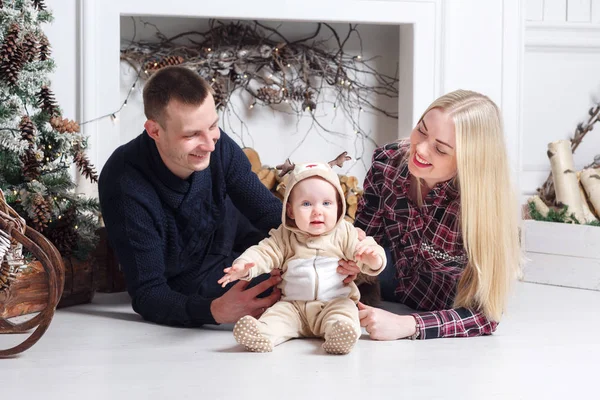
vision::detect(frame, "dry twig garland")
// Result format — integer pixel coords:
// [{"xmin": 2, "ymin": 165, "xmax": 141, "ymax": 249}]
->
[{"xmin": 120, "ymin": 19, "xmax": 399, "ymax": 169}]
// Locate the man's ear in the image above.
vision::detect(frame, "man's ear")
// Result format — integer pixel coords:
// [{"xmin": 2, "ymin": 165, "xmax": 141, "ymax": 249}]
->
[
  {"xmin": 144, "ymin": 120, "xmax": 162, "ymax": 141},
  {"xmin": 286, "ymin": 202, "xmax": 294, "ymax": 220}
]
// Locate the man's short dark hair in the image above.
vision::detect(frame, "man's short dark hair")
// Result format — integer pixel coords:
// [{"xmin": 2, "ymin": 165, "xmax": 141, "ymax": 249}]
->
[{"xmin": 142, "ymin": 66, "xmax": 213, "ymax": 127}]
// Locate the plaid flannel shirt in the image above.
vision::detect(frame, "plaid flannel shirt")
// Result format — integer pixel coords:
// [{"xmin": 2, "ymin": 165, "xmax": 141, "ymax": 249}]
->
[{"xmin": 355, "ymin": 141, "xmax": 498, "ymax": 339}]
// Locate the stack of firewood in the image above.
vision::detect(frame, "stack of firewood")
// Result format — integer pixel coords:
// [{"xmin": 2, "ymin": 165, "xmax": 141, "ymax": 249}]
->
[
  {"xmin": 529, "ymin": 139, "xmax": 600, "ymax": 223},
  {"xmin": 243, "ymin": 148, "xmax": 364, "ymax": 222}
]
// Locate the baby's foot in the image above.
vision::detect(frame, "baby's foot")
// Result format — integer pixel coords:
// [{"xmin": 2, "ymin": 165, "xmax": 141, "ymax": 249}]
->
[
  {"xmin": 322, "ymin": 320, "xmax": 359, "ymax": 355},
  {"xmin": 233, "ymin": 315, "xmax": 273, "ymax": 353}
]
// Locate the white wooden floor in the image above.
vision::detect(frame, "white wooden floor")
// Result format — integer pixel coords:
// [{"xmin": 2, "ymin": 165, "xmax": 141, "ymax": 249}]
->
[{"xmin": 1, "ymin": 281, "xmax": 599, "ymax": 399}]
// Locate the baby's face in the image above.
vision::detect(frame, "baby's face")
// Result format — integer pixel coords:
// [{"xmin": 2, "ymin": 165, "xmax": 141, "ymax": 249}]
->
[{"xmin": 286, "ymin": 177, "xmax": 338, "ymax": 236}]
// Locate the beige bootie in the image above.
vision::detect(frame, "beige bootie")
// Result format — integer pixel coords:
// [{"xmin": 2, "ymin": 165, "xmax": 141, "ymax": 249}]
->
[
  {"xmin": 233, "ymin": 315, "xmax": 273, "ymax": 353},
  {"xmin": 322, "ymin": 320, "xmax": 359, "ymax": 355}
]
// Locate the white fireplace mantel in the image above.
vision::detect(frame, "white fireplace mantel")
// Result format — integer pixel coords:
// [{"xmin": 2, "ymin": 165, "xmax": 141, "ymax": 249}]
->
[{"xmin": 77, "ymin": 0, "xmax": 523, "ymax": 195}]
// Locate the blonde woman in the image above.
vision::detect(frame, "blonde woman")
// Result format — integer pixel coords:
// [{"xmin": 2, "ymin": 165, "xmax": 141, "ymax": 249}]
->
[{"xmin": 338, "ymin": 89, "xmax": 521, "ymax": 340}]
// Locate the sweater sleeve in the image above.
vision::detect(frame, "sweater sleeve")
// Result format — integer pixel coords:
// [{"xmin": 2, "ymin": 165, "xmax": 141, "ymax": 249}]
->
[
  {"xmin": 340, "ymin": 220, "xmax": 386, "ymax": 275},
  {"xmin": 100, "ymin": 177, "xmax": 216, "ymax": 327},
  {"xmin": 219, "ymin": 130, "xmax": 282, "ymax": 234},
  {"xmin": 235, "ymin": 225, "xmax": 288, "ymax": 280},
  {"xmin": 354, "ymin": 147, "xmax": 387, "ymax": 245}
]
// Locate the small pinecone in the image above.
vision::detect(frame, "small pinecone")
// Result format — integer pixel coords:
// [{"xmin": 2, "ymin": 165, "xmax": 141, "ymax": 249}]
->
[
  {"xmin": 61, "ymin": 205, "xmax": 77, "ymax": 227},
  {"xmin": 30, "ymin": 193, "xmax": 51, "ymax": 231},
  {"xmin": 38, "ymin": 33, "xmax": 50, "ymax": 61},
  {"xmin": 256, "ymin": 87, "xmax": 280, "ymax": 105},
  {"xmin": 302, "ymin": 99, "xmax": 317, "ymax": 112},
  {"xmin": 0, "ymin": 23, "xmax": 19, "ymax": 60},
  {"xmin": 212, "ymin": 81, "xmax": 227, "ymax": 109},
  {"xmin": 50, "ymin": 116, "xmax": 80, "ymax": 133},
  {"xmin": 20, "ymin": 115, "xmax": 36, "ymax": 144},
  {"xmin": 21, "ymin": 33, "xmax": 38, "ymax": 63},
  {"xmin": 301, "ymin": 90, "xmax": 316, "ymax": 112},
  {"xmin": 37, "ymin": 86, "xmax": 59, "ymax": 116},
  {"xmin": 290, "ymin": 88, "xmax": 307, "ymax": 102},
  {"xmin": 33, "ymin": 0, "xmax": 46, "ymax": 12},
  {"xmin": 0, "ymin": 23, "xmax": 24, "ymax": 85},
  {"xmin": 47, "ymin": 206, "xmax": 77, "ymax": 256},
  {"xmin": 144, "ymin": 55, "xmax": 185, "ymax": 71},
  {"xmin": 74, "ymin": 151, "xmax": 98, "ymax": 183},
  {"xmin": 21, "ymin": 151, "xmax": 41, "ymax": 181},
  {"xmin": 48, "ymin": 227, "xmax": 78, "ymax": 256}
]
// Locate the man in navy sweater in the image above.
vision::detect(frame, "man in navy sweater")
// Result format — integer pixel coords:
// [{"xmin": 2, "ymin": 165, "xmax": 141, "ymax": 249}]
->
[{"xmin": 98, "ymin": 66, "xmax": 283, "ymax": 326}]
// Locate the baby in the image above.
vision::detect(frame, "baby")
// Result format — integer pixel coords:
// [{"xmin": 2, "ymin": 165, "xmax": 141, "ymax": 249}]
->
[{"xmin": 218, "ymin": 157, "xmax": 386, "ymax": 354}]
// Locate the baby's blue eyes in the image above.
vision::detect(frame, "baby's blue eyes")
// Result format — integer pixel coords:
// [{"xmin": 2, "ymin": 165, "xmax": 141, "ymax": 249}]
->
[{"xmin": 300, "ymin": 201, "xmax": 332, "ymax": 207}]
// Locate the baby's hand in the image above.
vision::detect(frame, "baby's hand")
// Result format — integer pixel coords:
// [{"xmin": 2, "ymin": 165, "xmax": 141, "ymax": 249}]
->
[
  {"xmin": 354, "ymin": 242, "xmax": 383, "ymax": 270},
  {"xmin": 217, "ymin": 262, "xmax": 255, "ymax": 287}
]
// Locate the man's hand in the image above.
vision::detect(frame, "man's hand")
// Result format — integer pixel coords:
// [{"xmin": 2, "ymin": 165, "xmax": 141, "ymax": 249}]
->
[
  {"xmin": 357, "ymin": 302, "xmax": 417, "ymax": 340},
  {"xmin": 217, "ymin": 262, "xmax": 255, "ymax": 287},
  {"xmin": 210, "ymin": 271, "xmax": 282, "ymax": 324}
]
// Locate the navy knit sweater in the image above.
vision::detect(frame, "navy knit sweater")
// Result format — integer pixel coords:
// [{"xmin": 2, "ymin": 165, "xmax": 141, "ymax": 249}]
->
[{"xmin": 98, "ymin": 130, "xmax": 282, "ymax": 326}]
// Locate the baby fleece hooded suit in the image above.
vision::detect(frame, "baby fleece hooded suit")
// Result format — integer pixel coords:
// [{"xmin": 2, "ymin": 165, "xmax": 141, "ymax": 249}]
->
[{"xmin": 232, "ymin": 162, "xmax": 386, "ymax": 354}]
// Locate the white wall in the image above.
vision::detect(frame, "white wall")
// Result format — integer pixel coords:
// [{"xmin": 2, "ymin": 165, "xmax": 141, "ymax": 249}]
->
[
  {"xmin": 522, "ymin": 0, "xmax": 600, "ymax": 201},
  {"xmin": 44, "ymin": 0, "xmax": 78, "ymax": 126},
  {"xmin": 45, "ymin": 0, "xmax": 523, "ymax": 200}
]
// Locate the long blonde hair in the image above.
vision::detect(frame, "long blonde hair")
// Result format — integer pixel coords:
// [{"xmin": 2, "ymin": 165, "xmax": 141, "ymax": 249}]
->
[{"xmin": 418, "ymin": 90, "xmax": 521, "ymax": 321}]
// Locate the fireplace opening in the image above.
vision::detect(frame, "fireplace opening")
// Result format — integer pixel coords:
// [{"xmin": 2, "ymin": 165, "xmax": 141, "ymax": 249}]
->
[{"xmin": 119, "ymin": 16, "xmax": 403, "ymax": 184}]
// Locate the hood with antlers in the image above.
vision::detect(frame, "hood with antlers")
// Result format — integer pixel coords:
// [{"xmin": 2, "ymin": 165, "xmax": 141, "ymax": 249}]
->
[{"xmin": 275, "ymin": 152, "xmax": 352, "ymax": 234}]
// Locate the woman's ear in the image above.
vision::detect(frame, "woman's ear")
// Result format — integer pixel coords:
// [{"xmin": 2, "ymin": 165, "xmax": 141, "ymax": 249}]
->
[{"xmin": 286, "ymin": 202, "xmax": 294, "ymax": 220}]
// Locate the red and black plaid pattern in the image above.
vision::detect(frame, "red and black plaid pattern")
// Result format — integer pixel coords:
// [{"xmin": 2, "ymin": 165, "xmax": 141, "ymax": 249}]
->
[{"xmin": 356, "ymin": 141, "xmax": 497, "ymax": 339}]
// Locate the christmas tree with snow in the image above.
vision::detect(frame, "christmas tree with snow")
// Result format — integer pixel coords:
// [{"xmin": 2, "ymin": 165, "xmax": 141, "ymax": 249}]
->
[{"xmin": 0, "ymin": 0, "xmax": 99, "ymax": 260}]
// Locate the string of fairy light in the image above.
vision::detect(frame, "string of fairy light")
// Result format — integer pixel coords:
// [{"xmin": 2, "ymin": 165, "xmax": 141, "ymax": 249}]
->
[
  {"xmin": 80, "ymin": 53, "xmax": 368, "ymax": 129},
  {"xmin": 79, "ymin": 64, "xmax": 145, "ymax": 126},
  {"xmin": 79, "ymin": 47, "xmax": 380, "ymax": 177}
]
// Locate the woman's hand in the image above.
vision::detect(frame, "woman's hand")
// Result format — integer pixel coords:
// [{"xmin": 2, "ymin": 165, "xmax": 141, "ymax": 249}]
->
[
  {"xmin": 338, "ymin": 259, "xmax": 361, "ymax": 284},
  {"xmin": 356, "ymin": 227, "xmax": 367, "ymax": 241},
  {"xmin": 337, "ymin": 227, "xmax": 369, "ymax": 284},
  {"xmin": 358, "ymin": 302, "xmax": 417, "ymax": 340}
]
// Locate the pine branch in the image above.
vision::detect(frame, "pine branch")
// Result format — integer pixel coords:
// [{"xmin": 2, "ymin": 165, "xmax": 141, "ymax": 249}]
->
[
  {"xmin": 71, "ymin": 213, "xmax": 100, "ymax": 260},
  {"xmin": 72, "ymin": 196, "xmax": 100, "ymax": 212},
  {"xmin": 38, "ymin": 171, "xmax": 76, "ymax": 192}
]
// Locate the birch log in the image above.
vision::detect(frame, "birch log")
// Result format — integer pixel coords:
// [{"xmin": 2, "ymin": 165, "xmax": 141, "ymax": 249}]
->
[
  {"xmin": 577, "ymin": 171, "xmax": 598, "ymax": 222},
  {"xmin": 580, "ymin": 168, "xmax": 600, "ymax": 219},
  {"xmin": 548, "ymin": 140, "xmax": 584, "ymax": 223},
  {"xmin": 527, "ymin": 195, "xmax": 550, "ymax": 217}
]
